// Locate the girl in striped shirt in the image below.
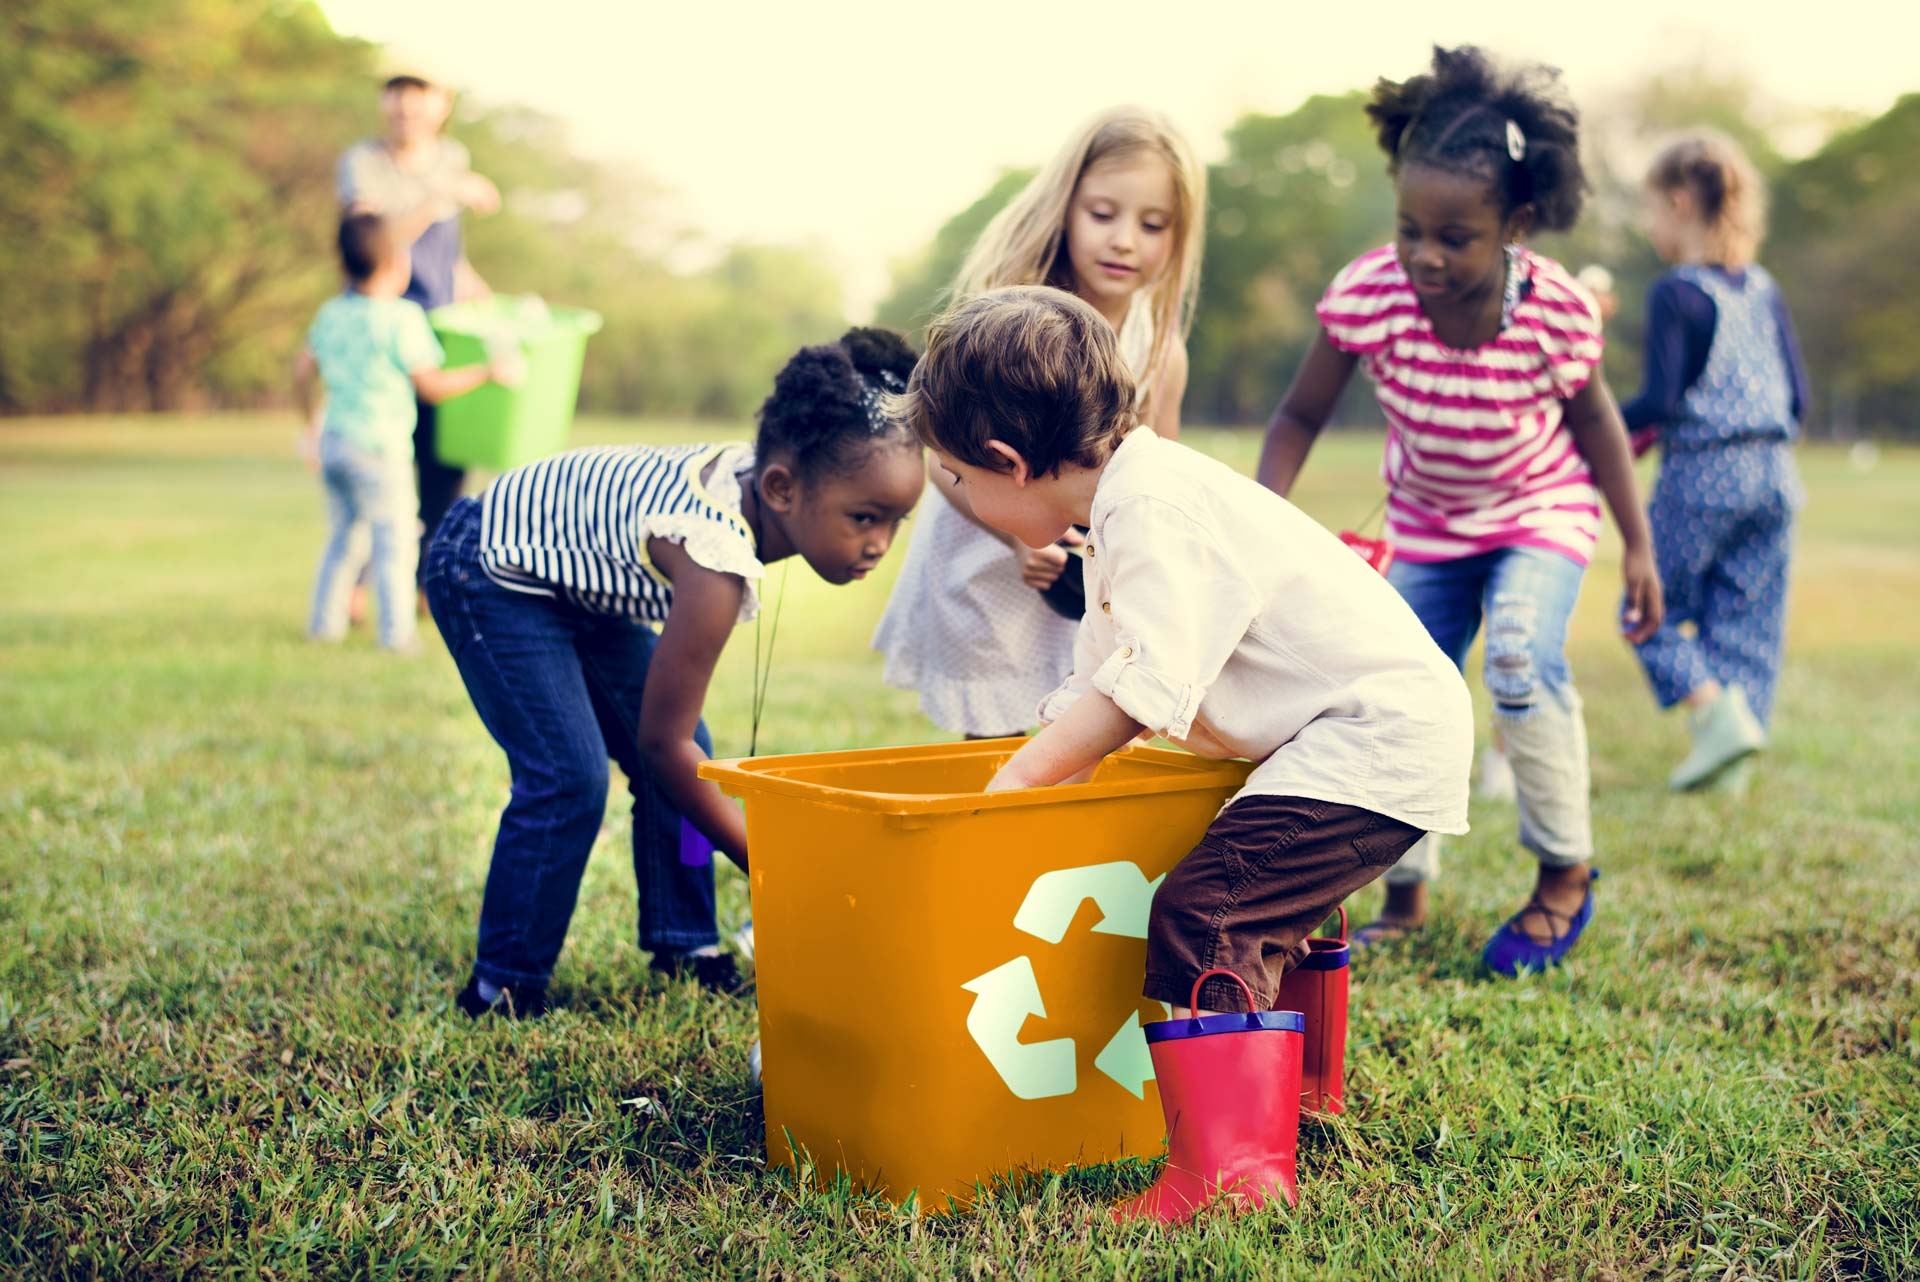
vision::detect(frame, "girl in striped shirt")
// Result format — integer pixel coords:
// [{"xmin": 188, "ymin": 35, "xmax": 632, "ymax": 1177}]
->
[
  {"xmin": 1258, "ymin": 46, "xmax": 1664, "ymax": 977},
  {"xmin": 424, "ymin": 330, "xmax": 926, "ymax": 1017}
]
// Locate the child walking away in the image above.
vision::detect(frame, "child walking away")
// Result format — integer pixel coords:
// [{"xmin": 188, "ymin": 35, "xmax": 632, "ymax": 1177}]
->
[
  {"xmin": 298, "ymin": 213, "xmax": 516, "ymax": 652},
  {"xmin": 1622, "ymin": 131, "xmax": 1807, "ymax": 792},
  {"xmin": 425, "ymin": 330, "xmax": 925, "ymax": 1017},
  {"xmin": 1256, "ymin": 46, "xmax": 1665, "ymax": 977},
  {"xmin": 873, "ymin": 107, "xmax": 1206, "ymax": 738},
  {"xmin": 901, "ymin": 286, "xmax": 1472, "ymax": 1222}
]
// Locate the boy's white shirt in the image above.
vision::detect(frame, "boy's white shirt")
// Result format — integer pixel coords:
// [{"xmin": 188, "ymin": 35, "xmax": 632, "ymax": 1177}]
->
[{"xmin": 1039, "ymin": 427, "xmax": 1473, "ymax": 835}]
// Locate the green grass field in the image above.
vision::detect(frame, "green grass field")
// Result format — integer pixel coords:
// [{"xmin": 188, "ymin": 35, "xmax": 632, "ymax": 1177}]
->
[{"xmin": 3, "ymin": 415, "xmax": 1917, "ymax": 1279}]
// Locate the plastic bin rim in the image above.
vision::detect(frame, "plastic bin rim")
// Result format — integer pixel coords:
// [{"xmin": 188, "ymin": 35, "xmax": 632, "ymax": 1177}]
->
[
  {"xmin": 429, "ymin": 302, "xmax": 604, "ymax": 336},
  {"xmin": 697, "ymin": 739, "xmax": 1250, "ymax": 816}
]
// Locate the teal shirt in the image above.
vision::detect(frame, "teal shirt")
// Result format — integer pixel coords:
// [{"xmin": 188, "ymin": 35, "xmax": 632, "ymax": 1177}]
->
[{"xmin": 307, "ymin": 292, "xmax": 445, "ymax": 457}]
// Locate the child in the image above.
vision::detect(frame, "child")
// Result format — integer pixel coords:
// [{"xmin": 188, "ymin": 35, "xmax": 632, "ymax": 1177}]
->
[
  {"xmin": 1621, "ymin": 131, "xmax": 1807, "ymax": 791},
  {"xmin": 297, "ymin": 213, "xmax": 514, "ymax": 651},
  {"xmin": 1255, "ymin": 46, "xmax": 1664, "ymax": 976},
  {"xmin": 424, "ymin": 329, "xmax": 925, "ymax": 1016},
  {"xmin": 900, "ymin": 285, "xmax": 1472, "ymax": 1220},
  {"xmin": 873, "ymin": 107, "xmax": 1206, "ymax": 738}
]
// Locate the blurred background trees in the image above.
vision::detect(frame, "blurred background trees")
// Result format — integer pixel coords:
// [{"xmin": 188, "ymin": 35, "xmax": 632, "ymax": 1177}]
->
[{"xmin": 3, "ymin": 0, "xmax": 1914, "ymax": 434}]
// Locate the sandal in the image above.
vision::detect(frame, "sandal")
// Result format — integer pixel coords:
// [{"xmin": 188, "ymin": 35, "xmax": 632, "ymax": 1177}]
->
[
  {"xmin": 1349, "ymin": 919, "xmax": 1423, "ymax": 954},
  {"xmin": 1481, "ymin": 869, "xmax": 1599, "ymax": 977}
]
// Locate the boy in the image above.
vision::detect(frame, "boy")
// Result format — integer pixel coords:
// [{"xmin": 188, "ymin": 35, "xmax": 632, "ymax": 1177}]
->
[
  {"xmin": 297, "ymin": 214, "xmax": 516, "ymax": 651},
  {"xmin": 899, "ymin": 285, "xmax": 1473, "ymax": 1019}
]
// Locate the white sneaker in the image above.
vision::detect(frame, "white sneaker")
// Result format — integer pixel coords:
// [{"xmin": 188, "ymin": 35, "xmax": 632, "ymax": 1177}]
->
[
  {"xmin": 749, "ymin": 1039, "xmax": 762, "ymax": 1087},
  {"xmin": 1477, "ymin": 746, "xmax": 1517, "ymax": 803},
  {"xmin": 731, "ymin": 920, "xmax": 755, "ymax": 961}
]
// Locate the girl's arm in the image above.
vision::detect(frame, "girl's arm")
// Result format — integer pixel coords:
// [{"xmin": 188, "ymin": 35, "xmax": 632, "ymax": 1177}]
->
[
  {"xmin": 635, "ymin": 539, "xmax": 752, "ymax": 869},
  {"xmin": 1564, "ymin": 377, "xmax": 1665, "ymax": 644},
  {"xmin": 1146, "ymin": 341, "xmax": 1189, "ymax": 440},
  {"xmin": 1257, "ymin": 332, "xmax": 1358, "ymax": 496},
  {"xmin": 986, "ymin": 688, "xmax": 1144, "ymax": 792}
]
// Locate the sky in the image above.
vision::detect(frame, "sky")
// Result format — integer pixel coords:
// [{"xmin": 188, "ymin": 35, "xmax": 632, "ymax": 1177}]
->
[{"xmin": 317, "ymin": 0, "xmax": 1918, "ymax": 317}]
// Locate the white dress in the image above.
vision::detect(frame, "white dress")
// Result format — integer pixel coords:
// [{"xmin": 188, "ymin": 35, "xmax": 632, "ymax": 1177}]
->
[{"xmin": 874, "ymin": 299, "xmax": 1156, "ymax": 735}]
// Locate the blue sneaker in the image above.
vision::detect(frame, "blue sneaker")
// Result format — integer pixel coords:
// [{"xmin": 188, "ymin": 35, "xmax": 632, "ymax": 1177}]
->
[{"xmin": 1481, "ymin": 869, "xmax": 1599, "ymax": 978}]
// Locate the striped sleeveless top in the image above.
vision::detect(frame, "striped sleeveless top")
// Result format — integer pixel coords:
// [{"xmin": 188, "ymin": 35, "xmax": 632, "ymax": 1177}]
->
[
  {"xmin": 1317, "ymin": 245, "xmax": 1605, "ymax": 567},
  {"xmin": 478, "ymin": 442, "xmax": 763, "ymax": 623}
]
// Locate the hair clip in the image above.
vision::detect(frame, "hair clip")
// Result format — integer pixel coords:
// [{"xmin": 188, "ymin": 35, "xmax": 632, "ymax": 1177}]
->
[{"xmin": 1506, "ymin": 119, "xmax": 1527, "ymax": 163}]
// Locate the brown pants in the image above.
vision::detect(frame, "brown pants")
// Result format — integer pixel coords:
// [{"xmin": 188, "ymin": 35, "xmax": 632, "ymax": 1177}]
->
[{"xmin": 1143, "ymin": 795, "xmax": 1423, "ymax": 1013}]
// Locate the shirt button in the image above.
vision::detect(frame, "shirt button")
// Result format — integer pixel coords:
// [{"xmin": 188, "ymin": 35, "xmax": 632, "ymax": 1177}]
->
[
  {"xmin": 1120, "ymin": 645, "xmax": 1133, "ymax": 658},
  {"xmin": 1085, "ymin": 544, "xmax": 1095, "ymax": 558},
  {"xmin": 1101, "ymin": 601, "xmax": 1111, "ymax": 614}
]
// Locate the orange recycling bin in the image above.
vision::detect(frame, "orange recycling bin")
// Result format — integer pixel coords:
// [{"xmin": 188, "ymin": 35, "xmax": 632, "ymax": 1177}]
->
[{"xmin": 699, "ymin": 738, "xmax": 1253, "ymax": 1210}]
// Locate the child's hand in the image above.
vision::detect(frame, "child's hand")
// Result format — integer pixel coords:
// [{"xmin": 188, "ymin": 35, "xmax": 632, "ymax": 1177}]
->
[
  {"xmin": 1619, "ymin": 543, "xmax": 1664, "ymax": 644},
  {"xmin": 1017, "ymin": 529, "xmax": 1083, "ymax": 589},
  {"xmin": 984, "ymin": 762, "xmax": 1034, "ymax": 793},
  {"xmin": 298, "ymin": 423, "xmax": 321, "ymax": 474},
  {"xmin": 488, "ymin": 351, "xmax": 526, "ymax": 388}
]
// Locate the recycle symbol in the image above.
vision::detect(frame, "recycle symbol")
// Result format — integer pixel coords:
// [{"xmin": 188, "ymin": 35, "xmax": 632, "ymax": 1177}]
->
[{"xmin": 959, "ymin": 861, "xmax": 1171, "ymax": 1102}]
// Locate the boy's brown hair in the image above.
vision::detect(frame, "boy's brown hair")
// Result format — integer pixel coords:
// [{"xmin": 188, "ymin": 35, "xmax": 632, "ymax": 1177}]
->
[
  {"xmin": 336, "ymin": 212, "xmax": 395, "ymax": 284},
  {"xmin": 896, "ymin": 286, "xmax": 1137, "ymax": 476}
]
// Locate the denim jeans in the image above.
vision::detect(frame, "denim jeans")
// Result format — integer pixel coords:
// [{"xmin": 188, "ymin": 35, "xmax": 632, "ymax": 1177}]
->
[
  {"xmin": 310, "ymin": 434, "xmax": 417, "ymax": 649},
  {"xmin": 423, "ymin": 497, "xmax": 719, "ymax": 989},
  {"xmin": 1384, "ymin": 546, "xmax": 1594, "ymax": 884}
]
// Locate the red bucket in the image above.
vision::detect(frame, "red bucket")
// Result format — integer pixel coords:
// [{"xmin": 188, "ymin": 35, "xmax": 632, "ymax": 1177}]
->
[{"xmin": 1276, "ymin": 906, "xmax": 1350, "ymax": 1114}]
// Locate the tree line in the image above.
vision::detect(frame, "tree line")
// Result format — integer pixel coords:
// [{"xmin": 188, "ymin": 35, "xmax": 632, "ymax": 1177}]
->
[{"xmin": 5, "ymin": 1, "xmax": 1915, "ymax": 434}]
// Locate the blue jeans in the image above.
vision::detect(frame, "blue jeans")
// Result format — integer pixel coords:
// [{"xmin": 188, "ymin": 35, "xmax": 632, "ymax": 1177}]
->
[
  {"xmin": 1384, "ymin": 546, "xmax": 1594, "ymax": 883},
  {"xmin": 423, "ymin": 498, "xmax": 719, "ymax": 989},
  {"xmin": 310, "ymin": 434, "xmax": 416, "ymax": 649}
]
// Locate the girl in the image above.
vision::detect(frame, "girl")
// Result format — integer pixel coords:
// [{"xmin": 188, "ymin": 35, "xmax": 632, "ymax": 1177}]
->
[
  {"xmin": 424, "ymin": 329, "xmax": 925, "ymax": 1016},
  {"xmin": 1622, "ymin": 131, "xmax": 1807, "ymax": 792},
  {"xmin": 873, "ymin": 107, "xmax": 1206, "ymax": 738},
  {"xmin": 1257, "ymin": 46, "xmax": 1664, "ymax": 977}
]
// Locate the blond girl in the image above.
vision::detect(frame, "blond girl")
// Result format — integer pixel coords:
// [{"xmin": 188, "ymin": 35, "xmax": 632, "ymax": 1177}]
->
[{"xmin": 874, "ymin": 106, "xmax": 1207, "ymax": 737}]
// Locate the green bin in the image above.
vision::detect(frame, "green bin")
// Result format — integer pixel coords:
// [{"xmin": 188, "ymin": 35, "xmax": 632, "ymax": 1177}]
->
[{"xmin": 429, "ymin": 296, "xmax": 603, "ymax": 471}]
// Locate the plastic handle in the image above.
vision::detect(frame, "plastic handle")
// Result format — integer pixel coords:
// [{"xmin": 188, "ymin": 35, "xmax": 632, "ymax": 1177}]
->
[
  {"xmin": 1189, "ymin": 967, "xmax": 1258, "ymax": 1014},
  {"xmin": 1330, "ymin": 905, "xmax": 1348, "ymax": 943}
]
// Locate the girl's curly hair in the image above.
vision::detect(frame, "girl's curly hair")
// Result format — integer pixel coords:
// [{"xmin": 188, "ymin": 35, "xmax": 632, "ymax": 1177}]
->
[
  {"xmin": 756, "ymin": 327, "xmax": 919, "ymax": 481},
  {"xmin": 1367, "ymin": 45, "xmax": 1587, "ymax": 232}
]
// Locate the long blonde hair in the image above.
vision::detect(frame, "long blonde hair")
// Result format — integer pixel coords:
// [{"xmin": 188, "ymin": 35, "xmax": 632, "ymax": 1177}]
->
[
  {"xmin": 1647, "ymin": 129, "xmax": 1767, "ymax": 268},
  {"xmin": 953, "ymin": 106, "xmax": 1206, "ymax": 416}
]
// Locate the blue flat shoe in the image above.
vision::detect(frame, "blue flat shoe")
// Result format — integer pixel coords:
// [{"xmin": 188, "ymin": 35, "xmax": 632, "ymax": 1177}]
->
[{"xmin": 1481, "ymin": 870, "xmax": 1599, "ymax": 978}]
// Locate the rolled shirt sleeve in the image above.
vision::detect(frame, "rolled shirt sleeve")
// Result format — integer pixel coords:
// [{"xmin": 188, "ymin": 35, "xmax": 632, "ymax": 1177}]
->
[{"xmin": 1076, "ymin": 497, "xmax": 1261, "ymax": 742}]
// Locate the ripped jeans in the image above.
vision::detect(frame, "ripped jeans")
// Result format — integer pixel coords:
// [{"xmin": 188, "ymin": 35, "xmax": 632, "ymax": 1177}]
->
[{"xmin": 1384, "ymin": 547, "xmax": 1593, "ymax": 885}]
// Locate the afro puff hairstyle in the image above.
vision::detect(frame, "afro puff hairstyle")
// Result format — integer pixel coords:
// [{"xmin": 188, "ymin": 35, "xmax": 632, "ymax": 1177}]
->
[
  {"xmin": 1366, "ymin": 45, "xmax": 1587, "ymax": 233},
  {"xmin": 756, "ymin": 327, "xmax": 920, "ymax": 483}
]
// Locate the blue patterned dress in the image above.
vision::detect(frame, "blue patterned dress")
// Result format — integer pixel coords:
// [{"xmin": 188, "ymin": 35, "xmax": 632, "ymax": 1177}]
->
[{"xmin": 1630, "ymin": 264, "xmax": 1804, "ymax": 726}]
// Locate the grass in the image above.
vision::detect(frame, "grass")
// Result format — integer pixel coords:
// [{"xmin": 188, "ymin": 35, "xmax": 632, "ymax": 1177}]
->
[{"xmin": 2, "ymin": 413, "xmax": 1917, "ymax": 1279}]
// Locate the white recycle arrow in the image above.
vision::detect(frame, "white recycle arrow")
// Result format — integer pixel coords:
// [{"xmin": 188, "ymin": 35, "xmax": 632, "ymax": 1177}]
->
[
  {"xmin": 1094, "ymin": 1011, "xmax": 1154, "ymax": 1099},
  {"xmin": 1013, "ymin": 861, "xmax": 1165, "ymax": 944},
  {"xmin": 960, "ymin": 956, "xmax": 1077, "ymax": 1100}
]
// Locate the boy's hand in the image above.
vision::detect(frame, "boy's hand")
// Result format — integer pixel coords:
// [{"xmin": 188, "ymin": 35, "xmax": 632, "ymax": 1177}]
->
[
  {"xmin": 488, "ymin": 348, "xmax": 527, "ymax": 388},
  {"xmin": 1619, "ymin": 543, "xmax": 1664, "ymax": 644},
  {"xmin": 1017, "ymin": 529, "xmax": 1082, "ymax": 589}
]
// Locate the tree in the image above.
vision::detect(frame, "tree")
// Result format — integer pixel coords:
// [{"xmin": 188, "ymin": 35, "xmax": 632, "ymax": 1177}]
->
[
  {"xmin": 872, "ymin": 169, "xmax": 1034, "ymax": 340},
  {"xmin": 0, "ymin": 0, "xmax": 375, "ymax": 412}
]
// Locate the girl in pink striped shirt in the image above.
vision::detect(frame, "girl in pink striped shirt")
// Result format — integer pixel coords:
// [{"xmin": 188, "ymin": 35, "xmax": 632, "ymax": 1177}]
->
[{"xmin": 1258, "ymin": 46, "xmax": 1663, "ymax": 977}]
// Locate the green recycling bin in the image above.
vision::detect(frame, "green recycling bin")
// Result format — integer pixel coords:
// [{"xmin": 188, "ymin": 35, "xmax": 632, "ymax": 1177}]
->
[{"xmin": 429, "ymin": 296, "xmax": 603, "ymax": 471}]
